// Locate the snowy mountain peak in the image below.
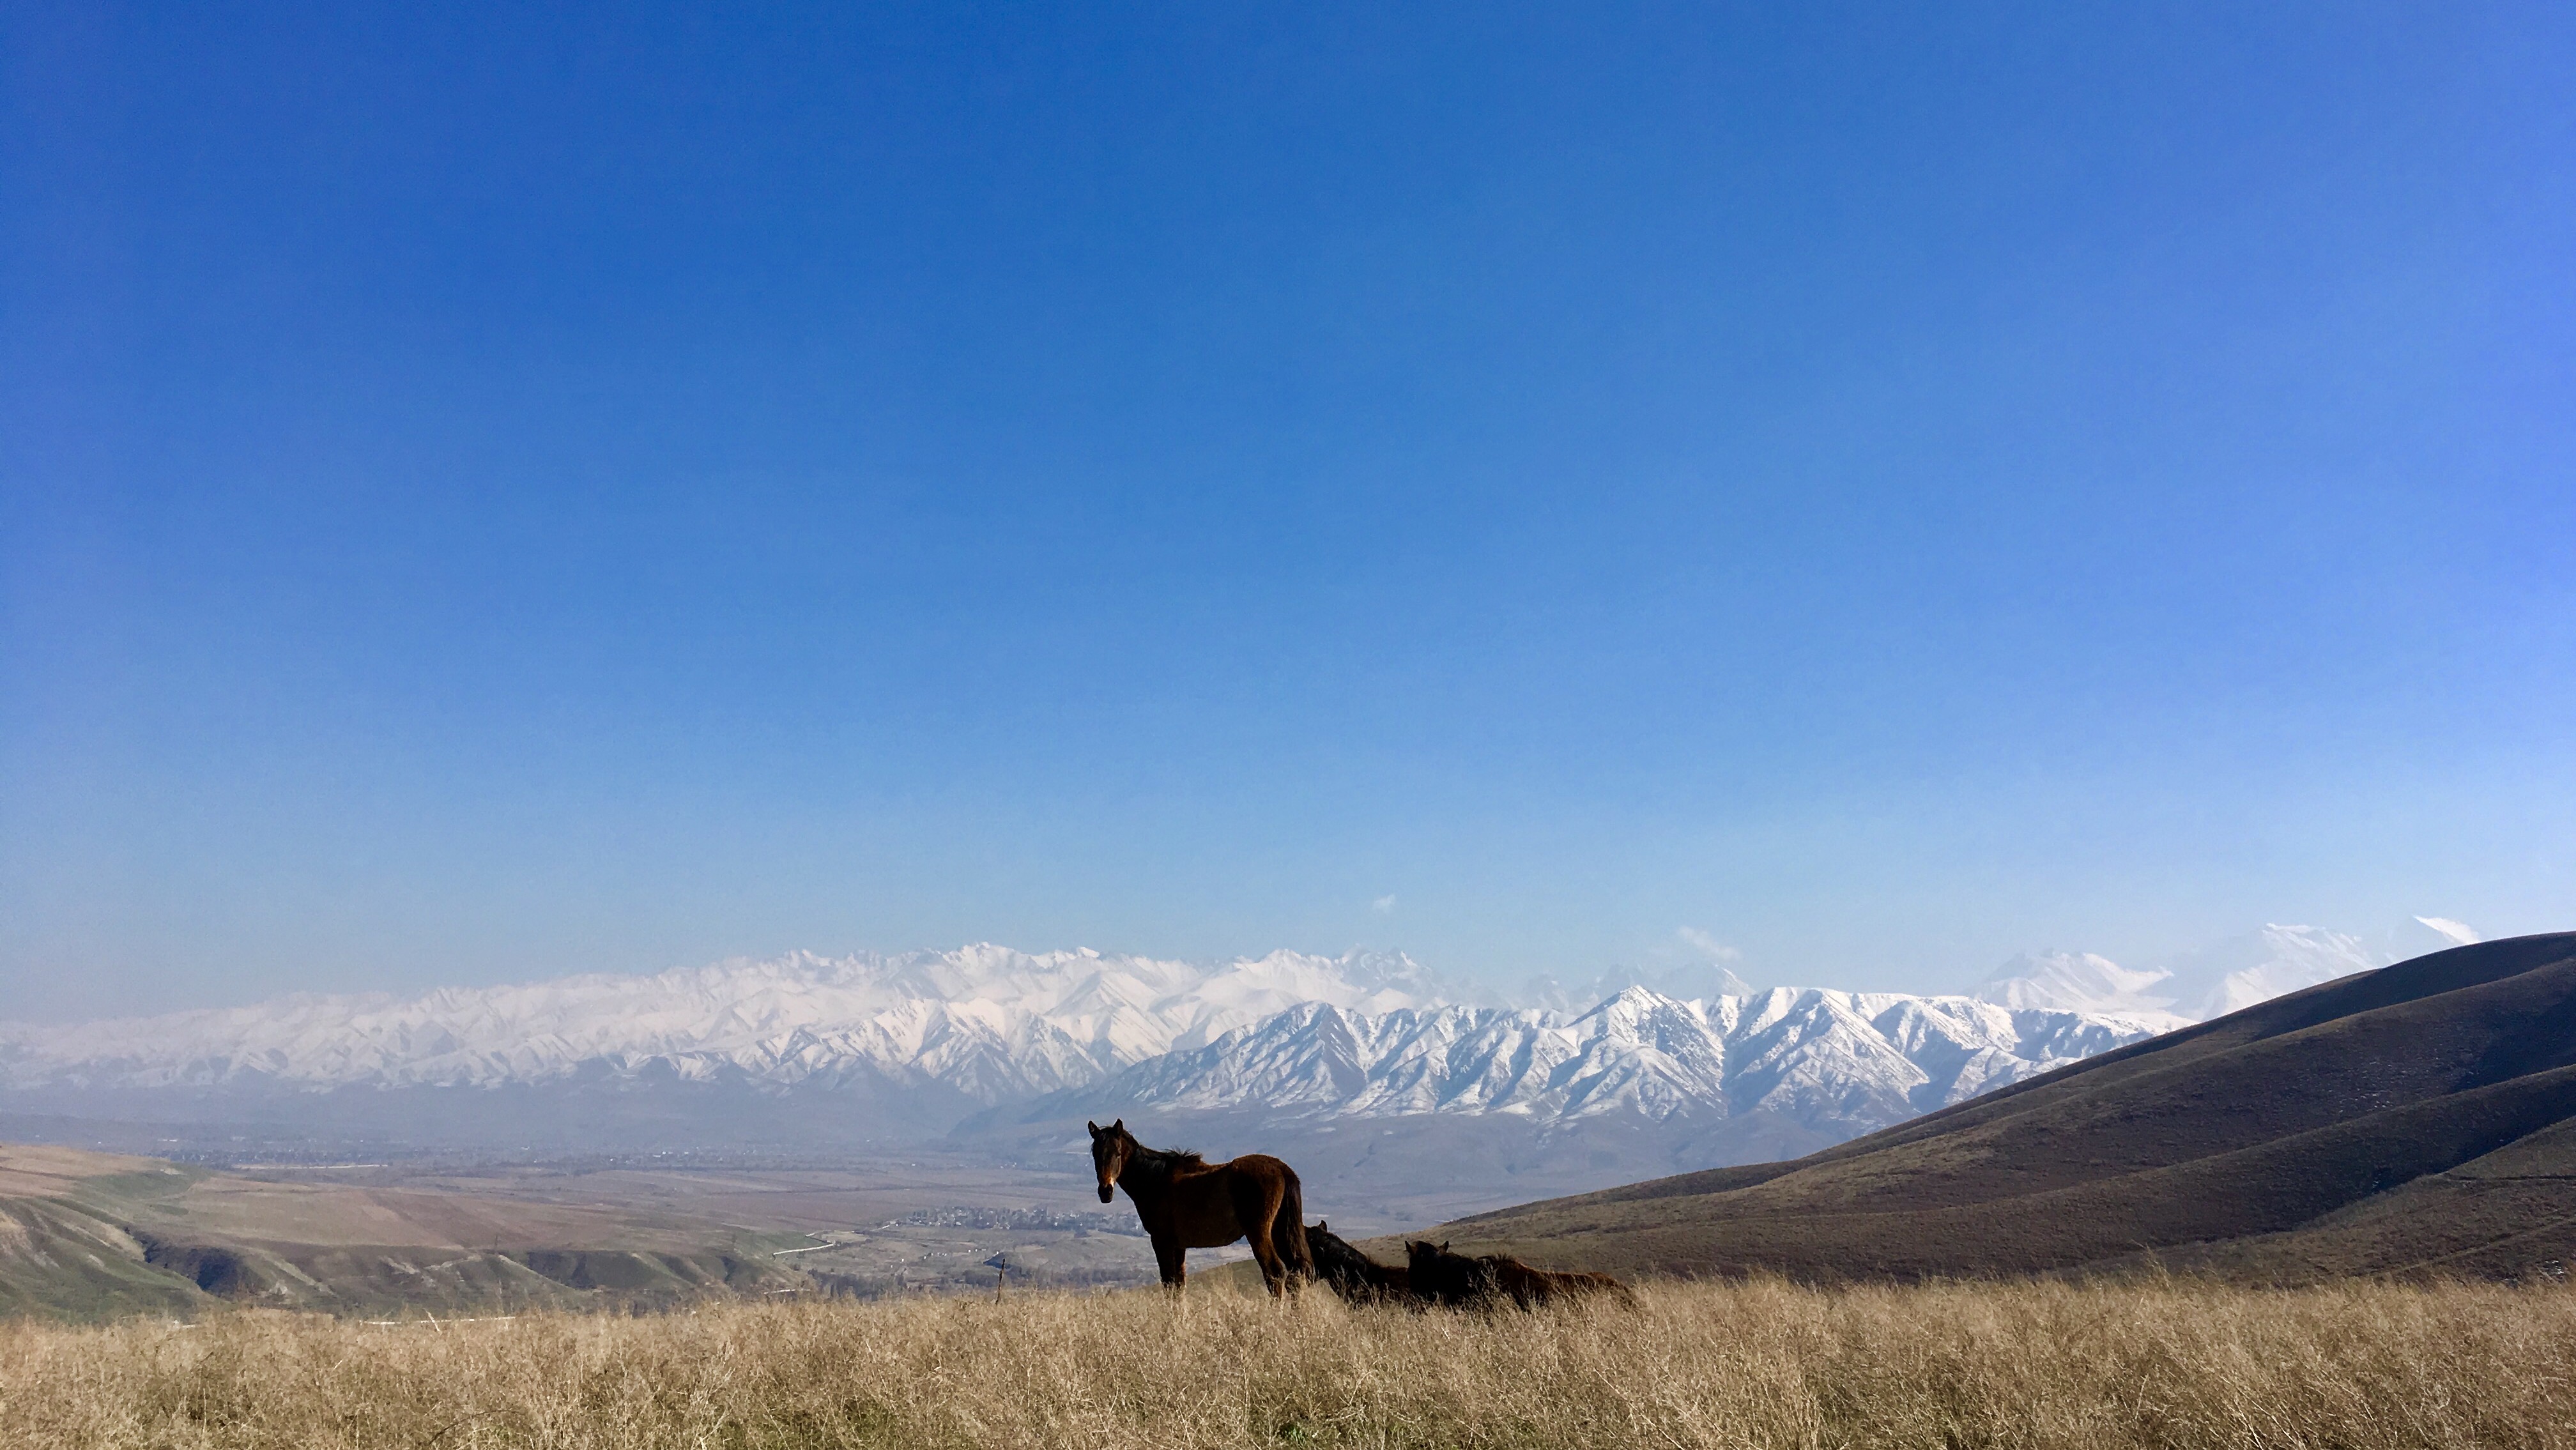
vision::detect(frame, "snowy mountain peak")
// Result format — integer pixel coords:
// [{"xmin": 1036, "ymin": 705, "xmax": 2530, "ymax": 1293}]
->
[
  {"xmin": 1972, "ymin": 952, "xmax": 2190, "ymax": 1030},
  {"xmin": 998, "ymin": 982, "xmax": 2155, "ymax": 1138},
  {"xmin": 0, "ymin": 945, "xmax": 1453, "ymax": 1103},
  {"xmin": 2414, "ymin": 916, "xmax": 2480, "ymax": 948},
  {"xmin": 3, "ymin": 923, "xmax": 2468, "ymax": 1154}
]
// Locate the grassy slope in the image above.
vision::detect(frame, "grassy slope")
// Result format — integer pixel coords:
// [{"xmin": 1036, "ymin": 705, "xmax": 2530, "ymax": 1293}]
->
[
  {"xmin": 0, "ymin": 1147, "xmax": 210, "ymax": 1320},
  {"xmin": 1423, "ymin": 932, "xmax": 2576, "ymax": 1283},
  {"xmin": 0, "ymin": 1143, "xmax": 807, "ymax": 1322}
]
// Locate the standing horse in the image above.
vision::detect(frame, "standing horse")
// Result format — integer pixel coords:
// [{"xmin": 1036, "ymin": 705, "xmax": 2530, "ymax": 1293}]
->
[{"xmin": 1088, "ymin": 1118, "xmax": 1312, "ymax": 1297}]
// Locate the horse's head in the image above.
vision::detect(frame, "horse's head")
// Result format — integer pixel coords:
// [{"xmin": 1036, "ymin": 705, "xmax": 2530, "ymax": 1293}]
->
[
  {"xmin": 1086, "ymin": 1118, "xmax": 1132, "ymax": 1203},
  {"xmin": 1405, "ymin": 1239, "xmax": 1465, "ymax": 1291}
]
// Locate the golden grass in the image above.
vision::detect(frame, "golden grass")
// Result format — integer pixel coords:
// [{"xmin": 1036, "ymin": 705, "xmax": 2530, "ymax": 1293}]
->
[{"xmin": 4, "ymin": 1278, "xmax": 2573, "ymax": 1449}]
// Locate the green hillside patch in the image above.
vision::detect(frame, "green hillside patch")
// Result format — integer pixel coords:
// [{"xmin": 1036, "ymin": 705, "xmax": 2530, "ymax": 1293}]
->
[
  {"xmin": 0, "ymin": 1143, "xmax": 808, "ymax": 1320},
  {"xmin": 0, "ymin": 1198, "xmax": 206, "ymax": 1322}
]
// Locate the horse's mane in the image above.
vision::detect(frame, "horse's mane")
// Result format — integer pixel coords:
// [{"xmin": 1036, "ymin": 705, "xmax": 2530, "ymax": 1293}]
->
[
  {"xmin": 1305, "ymin": 1222, "xmax": 1408, "ymax": 1302},
  {"xmin": 1308, "ymin": 1223, "xmax": 1367, "ymax": 1268},
  {"xmin": 1312, "ymin": 1225, "xmax": 1397, "ymax": 1275},
  {"xmin": 1112, "ymin": 1129, "xmax": 1206, "ymax": 1174}
]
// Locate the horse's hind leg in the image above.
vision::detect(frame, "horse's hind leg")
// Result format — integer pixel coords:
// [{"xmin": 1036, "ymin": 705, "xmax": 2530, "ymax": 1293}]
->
[
  {"xmin": 1232, "ymin": 1186, "xmax": 1291, "ymax": 1297},
  {"xmin": 1271, "ymin": 1218, "xmax": 1308, "ymax": 1294},
  {"xmin": 1247, "ymin": 1220, "xmax": 1289, "ymax": 1297}
]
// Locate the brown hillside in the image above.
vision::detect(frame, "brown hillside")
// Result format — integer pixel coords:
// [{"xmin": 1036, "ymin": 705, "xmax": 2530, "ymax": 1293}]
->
[
  {"xmin": 1424, "ymin": 932, "xmax": 2576, "ymax": 1283},
  {"xmin": 0, "ymin": 1143, "xmax": 804, "ymax": 1320}
]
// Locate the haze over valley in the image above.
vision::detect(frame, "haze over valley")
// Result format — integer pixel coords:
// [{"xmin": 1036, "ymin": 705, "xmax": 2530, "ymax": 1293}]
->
[{"xmin": 1, "ymin": 917, "xmax": 2477, "ymax": 1281}]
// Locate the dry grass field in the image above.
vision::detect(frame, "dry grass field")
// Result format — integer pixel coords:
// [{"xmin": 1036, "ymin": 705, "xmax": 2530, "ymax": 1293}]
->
[{"xmin": 6, "ymin": 1278, "xmax": 2574, "ymax": 1449}]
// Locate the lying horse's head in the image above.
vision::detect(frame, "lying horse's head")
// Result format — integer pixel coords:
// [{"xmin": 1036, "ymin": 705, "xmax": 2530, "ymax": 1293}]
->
[
  {"xmin": 1405, "ymin": 1239, "xmax": 1492, "ymax": 1304},
  {"xmin": 1086, "ymin": 1118, "xmax": 1133, "ymax": 1203},
  {"xmin": 1308, "ymin": 1221, "xmax": 1367, "ymax": 1275},
  {"xmin": 1308, "ymin": 1221, "xmax": 1407, "ymax": 1299}
]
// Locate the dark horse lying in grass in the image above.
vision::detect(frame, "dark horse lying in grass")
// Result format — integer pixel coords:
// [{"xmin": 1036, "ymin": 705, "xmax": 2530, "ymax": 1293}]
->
[
  {"xmin": 1088, "ymin": 1118, "xmax": 1313, "ymax": 1297},
  {"xmin": 1305, "ymin": 1221, "xmax": 1412, "ymax": 1305},
  {"xmin": 1405, "ymin": 1239, "xmax": 1636, "ymax": 1309}
]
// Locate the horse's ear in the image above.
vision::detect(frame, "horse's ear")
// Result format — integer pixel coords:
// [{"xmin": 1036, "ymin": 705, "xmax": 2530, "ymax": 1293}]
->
[
  {"xmin": 1317, "ymin": 1220, "xmax": 1327, "ymax": 1232},
  {"xmin": 1086, "ymin": 1120, "xmax": 1099, "ymax": 1136},
  {"xmin": 1440, "ymin": 1240, "xmax": 1450, "ymax": 1252},
  {"xmin": 1111, "ymin": 1118, "xmax": 1124, "ymax": 1131}
]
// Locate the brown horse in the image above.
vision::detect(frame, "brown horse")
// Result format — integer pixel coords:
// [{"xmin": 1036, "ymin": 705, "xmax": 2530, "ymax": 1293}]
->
[
  {"xmin": 1404, "ymin": 1239, "xmax": 1635, "ymax": 1309},
  {"xmin": 1306, "ymin": 1220, "xmax": 1413, "ymax": 1306},
  {"xmin": 1088, "ymin": 1118, "xmax": 1312, "ymax": 1297}
]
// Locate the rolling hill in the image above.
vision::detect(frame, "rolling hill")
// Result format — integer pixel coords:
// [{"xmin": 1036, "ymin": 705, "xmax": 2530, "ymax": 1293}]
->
[
  {"xmin": 1422, "ymin": 931, "xmax": 2576, "ymax": 1284},
  {"xmin": 0, "ymin": 1141, "xmax": 806, "ymax": 1320}
]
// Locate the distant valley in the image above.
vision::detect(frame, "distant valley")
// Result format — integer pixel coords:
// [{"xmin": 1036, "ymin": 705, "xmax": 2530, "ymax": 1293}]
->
[
  {"xmin": 0, "ymin": 1142, "xmax": 809, "ymax": 1320},
  {"xmin": 0, "ymin": 918, "xmax": 2498, "ymax": 1316},
  {"xmin": 4, "ymin": 921, "xmax": 2465, "ymax": 1169},
  {"xmin": 0, "ymin": 1139, "xmax": 1184, "ymax": 1320}
]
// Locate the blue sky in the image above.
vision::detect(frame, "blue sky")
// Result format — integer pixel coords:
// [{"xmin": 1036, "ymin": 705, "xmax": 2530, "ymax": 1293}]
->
[{"xmin": 5, "ymin": 3, "xmax": 2572, "ymax": 1021}]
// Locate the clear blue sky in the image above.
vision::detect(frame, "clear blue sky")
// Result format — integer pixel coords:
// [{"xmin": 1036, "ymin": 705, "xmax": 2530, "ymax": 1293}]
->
[{"xmin": 5, "ymin": 3, "xmax": 2572, "ymax": 1021}]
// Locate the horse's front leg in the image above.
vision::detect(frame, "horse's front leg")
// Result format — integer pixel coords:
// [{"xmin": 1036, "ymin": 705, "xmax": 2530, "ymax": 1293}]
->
[{"xmin": 1153, "ymin": 1235, "xmax": 1187, "ymax": 1293}]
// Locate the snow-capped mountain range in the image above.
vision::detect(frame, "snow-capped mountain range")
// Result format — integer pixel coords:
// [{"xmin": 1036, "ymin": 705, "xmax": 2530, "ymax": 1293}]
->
[
  {"xmin": 990, "ymin": 986, "xmax": 2147, "ymax": 1138},
  {"xmin": 0, "ymin": 919, "xmax": 2477, "ymax": 1156},
  {"xmin": 0, "ymin": 945, "xmax": 1446, "ymax": 1103}
]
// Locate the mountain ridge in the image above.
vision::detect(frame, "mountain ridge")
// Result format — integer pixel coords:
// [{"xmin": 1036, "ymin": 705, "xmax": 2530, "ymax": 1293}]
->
[
  {"xmin": 972, "ymin": 985, "xmax": 2151, "ymax": 1141},
  {"xmin": 1416, "ymin": 931, "xmax": 2576, "ymax": 1284},
  {"xmin": 0, "ymin": 945, "xmax": 1453, "ymax": 1105},
  {"xmin": 3, "ymin": 922, "xmax": 2477, "ymax": 1166}
]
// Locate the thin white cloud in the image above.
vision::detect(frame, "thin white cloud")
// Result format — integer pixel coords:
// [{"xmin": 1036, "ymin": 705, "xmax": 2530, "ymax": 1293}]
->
[
  {"xmin": 1371, "ymin": 894, "xmax": 1397, "ymax": 916},
  {"xmin": 1676, "ymin": 926, "xmax": 1742, "ymax": 962}
]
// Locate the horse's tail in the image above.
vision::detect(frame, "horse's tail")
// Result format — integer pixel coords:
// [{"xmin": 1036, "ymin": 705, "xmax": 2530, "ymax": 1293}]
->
[{"xmin": 1276, "ymin": 1169, "xmax": 1314, "ymax": 1279}]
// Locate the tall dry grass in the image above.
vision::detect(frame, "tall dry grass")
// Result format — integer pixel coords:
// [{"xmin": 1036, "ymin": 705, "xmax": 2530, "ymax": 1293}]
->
[{"xmin": 4, "ymin": 1278, "xmax": 2573, "ymax": 1449}]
